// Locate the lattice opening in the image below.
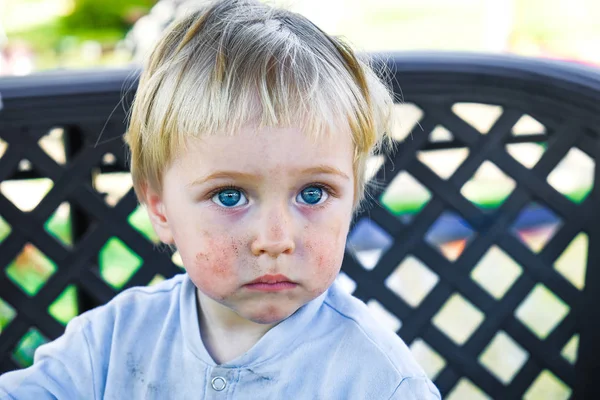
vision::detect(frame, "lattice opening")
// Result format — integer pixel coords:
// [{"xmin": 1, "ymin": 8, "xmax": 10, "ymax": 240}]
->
[
  {"xmin": 335, "ymin": 271, "xmax": 356, "ymax": 294},
  {"xmin": 561, "ymin": 334, "xmax": 579, "ymax": 365},
  {"xmin": 367, "ymin": 299, "xmax": 402, "ymax": 332},
  {"xmin": 128, "ymin": 205, "xmax": 160, "ymax": 244},
  {"xmin": 451, "ymin": 103, "xmax": 503, "ymax": 135},
  {"xmin": 390, "ymin": 103, "xmax": 424, "ymax": 142},
  {"xmin": 506, "ymin": 142, "xmax": 546, "ymax": 169},
  {"xmin": 0, "ymin": 137, "xmax": 7, "ymax": 159},
  {"xmin": 470, "ymin": 246, "xmax": 523, "ymax": 300},
  {"xmin": 0, "ymin": 297, "xmax": 17, "ymax": 335},
  {"xmin": 554, "ymin": 232, "xmax": 587, "ymax": 290},
  {"xmin": 511, "ymin": 202, "xmax": 562, "ymax": 253},
  {"xmin": 5, "ymin": 243, "xmax": 57, "ymax": 296},
  {"xmin": 346, "ymin": 218, "xmax": 394, "ymax": 271},
  {"xmin": 148, "ymin": 274, "xmax": 166, "ymax": 286},
  {"xmin": 479, "ymin": 330, "xmax": 529, "ymax": 385},
  {"xmin": 171, "ymin": 250, "xmax": 185, "ymax": 269},
  {"xmin": 417, "ymin": 147, "xmax": 469, "ymax": 180},
  {"xmin": 18, "ymin": 159, "xmax": 32, "ymax": 172},
  {"xmin": 102, "ymin": 152, "xmax": 117, "ymax": 166},
  {"xmin": 385, "ymin": 256, "xmax": 439, "ymax": 307},
  {"xmin": 12, "ymin": 328, "xmax": 49, "ymax": 368},
  {"xmin": 429, "ymin": 125, "xmax": 453, "ymax": 143},
  {"xmin": 547, "ymin": 147, "xmax": 594, "ymax": 204},
  {"xmin": 515, "ymin": 284, "xmax": 570, "ymax": 340},
  {"xmin": 410, "ymin": 338, "xmax": 446, "ymax": 380},
  {"xmin": 38, "ymin": 127, "xmax": 66, "ymax": 165},
  {"xmin": 0, "ymin": 174, "xmax": 53, "ymax": 212},
  {"xmin": 99, "ymin": 237, "xmax": 143, "ymax": 290},
  {"xmin": 0, "ymin": 214, "xmax": 11, "ymax": 243},
  {"xmin": 44, "ymin": 202, "xmax": 73, "ymax": 247},
  {"xmin": 380, "ymin": 171, "xmax": 431, "ymax": 223},
  {"xmin": 364, "ymin": 155, "xmax": 384, "ymax": 182},
  {"xmin": 48, "ymin": 284, "xmax": 79, "ymax": 326},
  {"xmin": 460, "ymin": 161, "xmax": 516, "ymax": 211},
  {"xmin": 425, "ymin": 211, "xmax": 476, "ymax": 262},
  {"xmin": 523, "ymin": 370, "xmax": 572, "ymax": 400},
  {"xmin": 511, "ymin": 114, "xmax": 546, "ymax": 136},
  {"xmin": 93, "ymin": 169, "xmax": 133, "ymax": 207},
  {"xmin": 432, "ymin": 293, "xmax": 484, "ymax": 345},
  {"xmin": 445, "ymin": 378, "xmax": 491, "ymax": 400}
]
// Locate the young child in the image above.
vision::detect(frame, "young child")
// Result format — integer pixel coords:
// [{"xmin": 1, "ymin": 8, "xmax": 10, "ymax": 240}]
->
[{"xmin": 0, "ymin": 0, "xmax": 441, "ymax": 398}]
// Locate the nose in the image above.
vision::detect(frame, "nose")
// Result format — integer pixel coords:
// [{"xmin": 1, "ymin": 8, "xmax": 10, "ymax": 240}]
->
[{"xmin": 250, "ymin": 203, "xmax": 296, "ymax": 257}]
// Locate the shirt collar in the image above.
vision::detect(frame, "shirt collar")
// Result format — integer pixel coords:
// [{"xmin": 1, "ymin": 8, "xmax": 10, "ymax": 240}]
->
[{"xmin": 180, "ymin": 273, "xmax": 327, "ymax": 367}]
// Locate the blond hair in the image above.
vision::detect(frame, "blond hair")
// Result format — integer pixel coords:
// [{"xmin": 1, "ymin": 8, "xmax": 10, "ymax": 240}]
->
[{"xmin": 125, "ymin": 0, "xmax": 394, "ymax": 209}]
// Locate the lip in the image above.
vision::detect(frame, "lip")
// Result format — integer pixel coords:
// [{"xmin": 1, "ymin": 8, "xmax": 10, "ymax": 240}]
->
[{"xmin": 244, "ymin": 274, "xmax": 297, "ymax": 292}]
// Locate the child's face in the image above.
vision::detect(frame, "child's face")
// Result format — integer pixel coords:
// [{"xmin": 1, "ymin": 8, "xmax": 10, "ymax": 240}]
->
[{"xmin": 147, "ymin": 125, "xmax": 355, "ymax": 324}]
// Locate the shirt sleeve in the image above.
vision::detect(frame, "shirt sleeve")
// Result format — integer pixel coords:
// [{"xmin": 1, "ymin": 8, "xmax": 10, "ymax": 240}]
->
[
  {"xmin": 0, "ymin": 315, "xmax": 98, "ymax": 400},
  {"xmin": 389, "ymin": 376, "xmax": 442, "ymax": 400}
]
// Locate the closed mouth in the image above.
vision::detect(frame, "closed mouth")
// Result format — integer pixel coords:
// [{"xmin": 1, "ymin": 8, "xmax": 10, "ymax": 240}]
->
[
  {"xmin": 244, "ymin": 274, "xmax": 297, "ymax": 291},
  {"xmin": 246, "ymin": 274, "xmax": 294, "ymax": 285}
]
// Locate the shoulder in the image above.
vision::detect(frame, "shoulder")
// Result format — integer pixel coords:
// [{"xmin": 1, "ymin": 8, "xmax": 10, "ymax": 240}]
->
[
  {"xmin": 321, "ymin": 281, "xmax": 428, "ymax": 381},
  {"xmin": 0, "ymin": 275, "xmax": 190, "ymax": 398},
  {"xmin": 77, "ymin": 273, "xmax": 187, "ymax": 340},
  {"xmin": 306, "ymin": 281, "xmax": 440, "ymax": 399},
  {"xmin": 86, "ymin": 273, "xmax": 185, "ymax": 316}
]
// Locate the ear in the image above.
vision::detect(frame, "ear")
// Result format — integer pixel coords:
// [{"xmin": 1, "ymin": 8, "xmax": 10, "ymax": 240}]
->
[{"xmin": 142, "ymin": 184, "xmax": 175, "ymax": 244}]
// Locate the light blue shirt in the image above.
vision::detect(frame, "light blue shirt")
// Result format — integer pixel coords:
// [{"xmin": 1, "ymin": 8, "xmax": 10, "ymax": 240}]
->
[{"xmin": 0, "ymin": 274, "xmax": 440, "ymax": 399}]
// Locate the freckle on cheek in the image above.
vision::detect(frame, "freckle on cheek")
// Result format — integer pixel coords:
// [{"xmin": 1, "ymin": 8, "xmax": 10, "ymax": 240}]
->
[
  {"xmin": 314, "ymin": 240, "xmax": 341, "ymax": 275},
  {"xmin": 317, "ymin": 254, "xmax": 325, "ymax": 268},
  {"xmin": 214, "ymin": 263, "xmax": 229, "ymax": 277},
  {"xmin": 195, "ymin": 252, "xmax": 208, "ymax": 260},
  {"xmin": 230, "ymin": 238, "xmax": 241, "ymax": 257},
  {"xmin": 194, "ymin": 250, "xmax": 230, "ymax": 279}
]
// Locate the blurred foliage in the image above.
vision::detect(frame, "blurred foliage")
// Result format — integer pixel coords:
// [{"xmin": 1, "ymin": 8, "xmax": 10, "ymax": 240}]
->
[
  {"xmin": 4, "ymin": 0, "xmax": 156, "ymax": 70},
  {"xmin": 8, "ymin": 0, "xmax": 155, "ymax": 53},
  {"xmin": 61, "ymin": 0, "xmax": 155, "ymax": 34}
]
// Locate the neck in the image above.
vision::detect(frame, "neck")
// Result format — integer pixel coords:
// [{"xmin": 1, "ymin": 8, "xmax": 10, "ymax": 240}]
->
[{"xmin": 196, "ymin": 290, "xmax": 275, "ymax": 364}]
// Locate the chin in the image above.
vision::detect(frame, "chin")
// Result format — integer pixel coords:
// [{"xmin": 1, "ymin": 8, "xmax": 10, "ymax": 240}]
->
[{"xmin": 244, "ymin": 305, "xmax": 298, "ymax": 325}]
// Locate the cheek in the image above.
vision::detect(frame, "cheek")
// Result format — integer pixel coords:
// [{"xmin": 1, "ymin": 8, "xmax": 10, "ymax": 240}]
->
[
  {"xmin": 304, "ymin": 221, "xmax": 348, "ymax": 288},
  {"xmin": 184, "ymin": 234, "xmax": 243, "ymax": 297}
]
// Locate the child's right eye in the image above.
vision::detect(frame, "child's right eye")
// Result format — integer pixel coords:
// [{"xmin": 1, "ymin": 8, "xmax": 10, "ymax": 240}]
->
[{"xmin": 212, "ymin": 189, "xmax": 248, "ymax": 208}]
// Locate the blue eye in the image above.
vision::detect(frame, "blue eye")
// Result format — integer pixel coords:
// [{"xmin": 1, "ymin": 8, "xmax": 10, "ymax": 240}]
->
[
  {"xmin": 297, "ymin": 186, "xmax": 328, "ymax": 205},
  {"xmin": 213, "ymin": 189, "xmax": 247, "ymax": 207}
]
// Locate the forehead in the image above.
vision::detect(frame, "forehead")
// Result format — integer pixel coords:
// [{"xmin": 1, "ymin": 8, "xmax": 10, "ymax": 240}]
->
[{"xmin": 175, "ymin": 125, "xmax": 355, "ymax": 174}]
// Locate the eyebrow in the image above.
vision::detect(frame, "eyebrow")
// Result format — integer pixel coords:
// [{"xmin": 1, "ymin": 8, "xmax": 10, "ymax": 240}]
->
[
  {"xmin": 187, "ymin": 171, "xmax": 256, "ymax": 188},
  {"xmin": 300, "ymin": 165, "xmax": 350, "ymax": 180},
  {"xmin": 186, "ymin": 165, "xmax": 350, "ymax": 188}
]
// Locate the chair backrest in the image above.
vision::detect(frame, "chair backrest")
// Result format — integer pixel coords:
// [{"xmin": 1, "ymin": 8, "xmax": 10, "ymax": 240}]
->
[{"xmin": 0, "ymin": 53, "xmax": 599, "ymax": 399}]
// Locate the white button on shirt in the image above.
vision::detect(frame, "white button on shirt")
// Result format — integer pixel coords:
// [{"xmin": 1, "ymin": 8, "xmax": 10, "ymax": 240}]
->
[
  {"xmin": 211, "ymin": 376, "xmax": 227, "ymax": 391},
  {"xmin": 210, "ymin": 376, "xmax": 227, "ymax": 392}
]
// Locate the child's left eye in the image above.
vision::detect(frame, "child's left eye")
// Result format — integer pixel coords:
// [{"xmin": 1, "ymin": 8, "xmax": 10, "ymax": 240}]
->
[{"xmin": 296, "ymin": 186, "xmax": 329, "ymax": 205}]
